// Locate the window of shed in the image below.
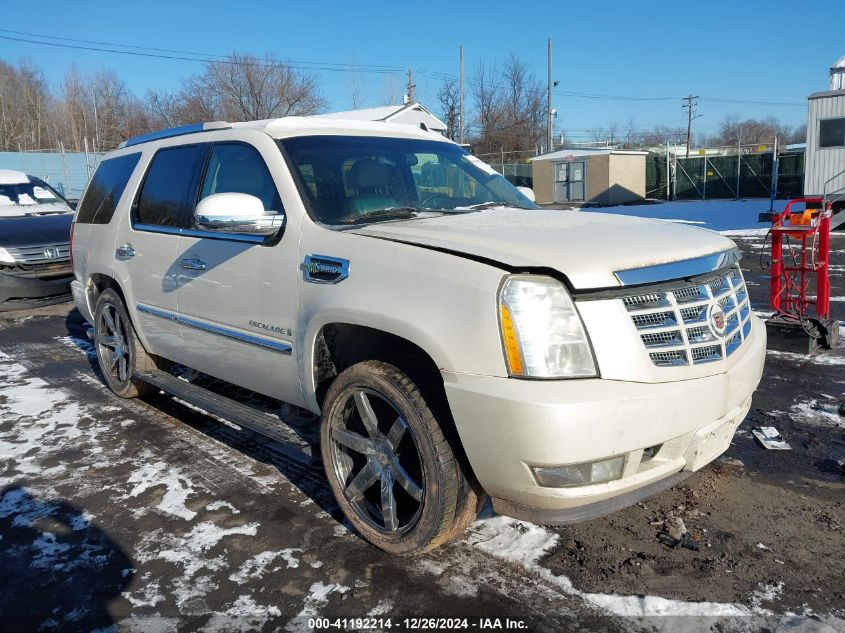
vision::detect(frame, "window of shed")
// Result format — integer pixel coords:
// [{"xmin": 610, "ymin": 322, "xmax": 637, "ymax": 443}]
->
[{"xmin": 819, "ymin": 118, "xmax": 845, "ymax": 148}]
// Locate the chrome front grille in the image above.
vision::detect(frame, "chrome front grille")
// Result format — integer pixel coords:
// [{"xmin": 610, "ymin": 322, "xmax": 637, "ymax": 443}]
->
[
  {"xmin": 2, "ymin": 242, "xmax": 70, "ymax": 264},
  {"xmin": 623, "ymin": 265, "xmax": 753, "ymax": 367}
]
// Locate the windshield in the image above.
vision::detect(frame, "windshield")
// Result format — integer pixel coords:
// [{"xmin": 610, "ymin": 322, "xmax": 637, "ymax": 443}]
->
[
  {"xmin": 280, "ymin": 135, "xmax": 538, "ymax": 225},
  {"xmin": 0, "ymin": 177, "xmax": 69, "ymax": 218}
]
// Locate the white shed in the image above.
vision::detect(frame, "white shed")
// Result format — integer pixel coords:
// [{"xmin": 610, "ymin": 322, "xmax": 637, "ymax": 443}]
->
[{"xmin": 804, "ymin": 89, "xmax": 845, "ymax": 200}]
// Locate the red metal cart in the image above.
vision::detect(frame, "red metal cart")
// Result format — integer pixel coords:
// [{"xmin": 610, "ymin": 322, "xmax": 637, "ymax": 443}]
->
[{"xmin": 766, "ymin": 197, "xmax": 839, "ymax": 352}]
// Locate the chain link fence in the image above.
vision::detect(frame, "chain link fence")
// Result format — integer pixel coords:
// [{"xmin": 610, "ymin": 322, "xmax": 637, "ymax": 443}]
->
[{"xmin": 646, "ymin": 147, "xmax": 804, "ymax": 201}]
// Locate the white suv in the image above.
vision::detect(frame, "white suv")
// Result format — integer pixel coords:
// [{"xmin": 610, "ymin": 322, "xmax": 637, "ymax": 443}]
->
[{"xmin": 71, "ymin": 118, "xmax": 766, "ymax": 553}]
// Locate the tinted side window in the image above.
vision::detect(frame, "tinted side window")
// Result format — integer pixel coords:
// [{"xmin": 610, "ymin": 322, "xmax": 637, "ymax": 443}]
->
[
  {"xmin": 819, "ymin": 118, "xmax": 845, "ymax": 148},
  {"xmin": 199, "ymin": 143, "xmax": 282, "ymax": 212},
  {"xmin": 76, "ymin": 153, "xmax": 141, "ymax": 224},
  {"xmin": 136, "ymin": 145, "xmax": 206, "ymax": 227}
]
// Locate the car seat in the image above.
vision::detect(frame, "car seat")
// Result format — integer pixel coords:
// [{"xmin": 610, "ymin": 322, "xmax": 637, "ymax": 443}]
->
[{"xmin": 344, "ymin": 158, "xmax": 401, "ymax": 218}]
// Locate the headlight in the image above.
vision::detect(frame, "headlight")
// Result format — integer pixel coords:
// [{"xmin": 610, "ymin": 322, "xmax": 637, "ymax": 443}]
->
[
  {"xmin": 498, "ymin": 275, "xmax": 597, "ymax": 378},
  {"xmin": 0, "ymin": 247, "xmax": 15, "ymax": 264}
]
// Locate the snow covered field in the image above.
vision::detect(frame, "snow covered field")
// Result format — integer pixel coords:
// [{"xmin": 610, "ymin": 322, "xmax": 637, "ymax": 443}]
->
[{"xmin": 580, "ymin": 198, "xmax": 789, "ymax": 234}]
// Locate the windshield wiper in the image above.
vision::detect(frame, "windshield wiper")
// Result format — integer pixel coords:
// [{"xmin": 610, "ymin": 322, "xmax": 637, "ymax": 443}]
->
[{"xmin": 342, "ymin": 207, "xmax": 421, "ymax": 225}]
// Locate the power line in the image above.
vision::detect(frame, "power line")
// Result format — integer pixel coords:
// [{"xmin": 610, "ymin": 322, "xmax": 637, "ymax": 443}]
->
[
  {"xmin": 0, "ymin": 33, "xmax": 405, "ymax": 75},
  {"xmin": 0, "ymin": 29, "xmax": 808, "ymax": 108},
  {"xmin": 0, "ymin": 28, "xmax": 406, "ymax": 74}
]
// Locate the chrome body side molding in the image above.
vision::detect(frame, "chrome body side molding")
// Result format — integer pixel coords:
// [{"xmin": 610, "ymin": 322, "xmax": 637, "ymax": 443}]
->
[
  {"xmin": 132, "ymin": 223, "xmax": 266, "ymax": 244},
  {"xmin": 136, "ymin": 303, "xmax": 292, "ymax": 354}
]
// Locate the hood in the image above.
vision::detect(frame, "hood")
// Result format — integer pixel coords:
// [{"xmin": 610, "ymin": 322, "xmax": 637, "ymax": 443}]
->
[
  {"xmin": 350, "ymin": 208, "xmax": 737, "ymax": 289},
  {"xmin": 0, "ymin": 212, "xmax": 73, "ymax": 246}
]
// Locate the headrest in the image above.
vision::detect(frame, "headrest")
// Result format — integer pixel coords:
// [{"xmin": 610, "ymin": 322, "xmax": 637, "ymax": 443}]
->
[{"xmin": 347, "ymin": 159, "xmax": 393, "ymax": 191}]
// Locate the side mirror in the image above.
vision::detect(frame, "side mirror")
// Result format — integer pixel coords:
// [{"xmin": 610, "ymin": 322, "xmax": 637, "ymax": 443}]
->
[
  {"xmin": 195, "ymin": 192, "xmax": 285, "ymax": 236},
  {"xmin": 516, "ymin": 186, "xmax": 536, "ymax": 202}
]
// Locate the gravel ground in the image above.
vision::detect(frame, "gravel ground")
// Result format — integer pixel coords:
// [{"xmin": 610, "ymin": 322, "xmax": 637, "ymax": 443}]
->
[{"xmin": 0, "ymin": 231, "xmax": 843, "ymax": 632}]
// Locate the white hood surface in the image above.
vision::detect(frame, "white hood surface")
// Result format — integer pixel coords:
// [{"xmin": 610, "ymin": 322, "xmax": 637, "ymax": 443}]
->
[{"xmin": 351, "ymin": 208, "xmax": 737, "ymax": 289}]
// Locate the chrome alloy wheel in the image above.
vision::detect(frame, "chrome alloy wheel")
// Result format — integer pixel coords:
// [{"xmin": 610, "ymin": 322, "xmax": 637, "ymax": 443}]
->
[
  {"xmin": 329, "ymin": 389, "xmax": 424, "ymax": 533},
  {"xmin": 96, "ymin": 303, "xmax": 130, "ymax": 383}
]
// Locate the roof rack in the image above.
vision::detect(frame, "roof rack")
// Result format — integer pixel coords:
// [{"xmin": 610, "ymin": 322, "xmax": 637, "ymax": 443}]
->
[{"xmin": 118, "ymin": 121, "xmax": 232, "ymax": 149}]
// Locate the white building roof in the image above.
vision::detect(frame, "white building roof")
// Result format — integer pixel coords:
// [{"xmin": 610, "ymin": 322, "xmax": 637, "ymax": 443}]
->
[{"xmin": 530, "ymin": 148, "xmax": 648, "ymax": 161}]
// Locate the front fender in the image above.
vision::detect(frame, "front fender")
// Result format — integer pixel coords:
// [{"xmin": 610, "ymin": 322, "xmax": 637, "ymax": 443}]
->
[{"xmin": 296, "ymin": 226, "xmax": 510, "ymax": 412}]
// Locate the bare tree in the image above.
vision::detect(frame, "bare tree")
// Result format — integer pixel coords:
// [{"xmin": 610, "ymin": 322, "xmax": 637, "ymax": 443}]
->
[
  {"xmin": 437, "ymin": 78, "xmax": 459, "ymax": 141},
  {"xmin": 470, "ymin": 55, "xmax": 545, "ymax": 161},
  {"xmin": 0, "ymin": 60, "xmax": 52, "ymax": 151},
  {"xmin": 708, "ymin": 115, "xmax": 798, "ymax": 149},
  {"xmin": 381, "ymin": 73, "xmax": 401, "ymax": 105},
  {"xmin": 347, "ymin": 65, "xmax": 366, "ymax": 109},
  {"xmin": 197, "ymin": 52, "xmax": 326, "ymax": 121}
]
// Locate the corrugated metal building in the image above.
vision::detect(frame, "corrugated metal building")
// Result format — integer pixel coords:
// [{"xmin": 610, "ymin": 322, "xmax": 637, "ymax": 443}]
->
[
  {"xmin": 0, "ymin": 151, "xmax": 102, "ymax": 199},
  {"xmin": 804, "ymin": 56, "xmax": 845, "ymax": 201}
]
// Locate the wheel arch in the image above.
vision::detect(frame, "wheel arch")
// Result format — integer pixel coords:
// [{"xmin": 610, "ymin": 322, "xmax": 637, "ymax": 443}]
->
[
  {"xmin": 309, "ymin": 319, "xmax": 482, "ymax": 497},
  {"xmin": 307, "ymin": 319, "xmax": 448, "ymax": 415},
  {"xmin": 86, "ymin": 272, "xmax": 127, "ymax": 316}
]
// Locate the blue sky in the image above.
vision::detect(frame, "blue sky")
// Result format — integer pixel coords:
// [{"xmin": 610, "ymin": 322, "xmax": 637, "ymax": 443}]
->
[{"xmin": 1, "ymin": 0, "xmax": 841, "ymax": 141}]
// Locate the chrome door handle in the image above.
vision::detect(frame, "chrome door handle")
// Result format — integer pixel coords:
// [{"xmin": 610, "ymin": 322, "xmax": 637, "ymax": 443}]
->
[
  {"xmin": 179, "ymin": 258, "xmax": 207, "ymax": 271},
  {"xmin": 115, "ymin": 244, "xmax": 135, "ymax": 260}
]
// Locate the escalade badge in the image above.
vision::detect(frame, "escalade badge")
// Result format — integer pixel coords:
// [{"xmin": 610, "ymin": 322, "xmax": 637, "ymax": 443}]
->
[
  {"xmin": 302, "ymin": 255, "xmax": 349, "ymax": 284},
  {"xmin": 708, "ymin": 303, "xmax": 727, "ymax": 337}
]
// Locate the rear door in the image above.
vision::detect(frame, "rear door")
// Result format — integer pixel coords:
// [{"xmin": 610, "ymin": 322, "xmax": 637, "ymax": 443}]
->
[
  {"xmin": 113, "ymin": 142, "xmax": 208, "ymax": 363},
  {"xmin": 173, "ymin": 136, "xmax": 303, "ymax": 404}
]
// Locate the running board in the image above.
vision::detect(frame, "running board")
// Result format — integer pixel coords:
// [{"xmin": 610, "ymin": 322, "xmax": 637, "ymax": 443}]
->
[{"xmin": 135, "ymin": 368, "xmax": 316, "ymax": 465}]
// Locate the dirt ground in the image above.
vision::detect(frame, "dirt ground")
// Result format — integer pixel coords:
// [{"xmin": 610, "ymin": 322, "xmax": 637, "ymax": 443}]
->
[
  {"xmin": 0, "ymin": 230, "xmax": 843, "ymax": 631},
  {"xmin": 544, "ymin": 232, "xmax": 845, "ymax": 615}
]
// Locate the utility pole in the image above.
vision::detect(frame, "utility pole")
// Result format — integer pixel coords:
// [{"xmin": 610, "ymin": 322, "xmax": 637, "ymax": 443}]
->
[
  {"xmin": 547, "ymin": 39, "xmax": 553, "ymax": 153},
  {"xmin": 405, "ymin": 69, "xmax": 415, "ymax": 104},
  {"xmin": 459, "ymin": 45, "xmax": 464, "ymax": 145},
  {"xmin": 682, "ymin": 94, "xmax": 699, "ymax": 158}
]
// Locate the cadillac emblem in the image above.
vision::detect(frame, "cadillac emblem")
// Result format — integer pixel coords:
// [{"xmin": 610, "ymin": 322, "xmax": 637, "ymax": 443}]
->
[{"xmin": 707, "ymin": 303, "xmax": 727, "ymax": 337}]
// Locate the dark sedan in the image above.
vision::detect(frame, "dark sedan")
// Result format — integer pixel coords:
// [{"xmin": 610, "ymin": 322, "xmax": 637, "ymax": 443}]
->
[{"xmin": 0, "ymin": 170, "xmax": 74, "ymax": 311}]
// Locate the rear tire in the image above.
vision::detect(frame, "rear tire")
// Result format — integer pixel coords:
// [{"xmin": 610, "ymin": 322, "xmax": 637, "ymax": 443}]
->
[
  {"xmin": 320, "ymin": 360, "xmax": 472, "ymax": 554},
  {"xmin": 93, "ymin": 288, "xmax": 158, "ymax": 398}
]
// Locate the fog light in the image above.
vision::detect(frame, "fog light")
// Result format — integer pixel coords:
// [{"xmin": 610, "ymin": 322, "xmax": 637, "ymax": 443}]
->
[{"xmin": 531, "ymin": 456, "xmax": 625, "ymax": 488}]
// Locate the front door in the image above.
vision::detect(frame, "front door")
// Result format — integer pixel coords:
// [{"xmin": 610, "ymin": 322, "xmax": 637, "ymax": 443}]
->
[
  {"xmin": 568, "ymin": 161, "xmax": 586, "ymax": 201},
  {"xmin": 174, "ymin": 141, "xmax": 303, "ymax": 405}
]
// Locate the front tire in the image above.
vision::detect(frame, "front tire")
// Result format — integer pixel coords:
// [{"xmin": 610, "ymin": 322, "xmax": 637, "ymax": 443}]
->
[
  {"xmin": 321, "ymin": 360, "xmax": 471, "ymax": 554},
  {"xmin": 93, "ymin": 288, "xmax": 157, "ymax": 398}
]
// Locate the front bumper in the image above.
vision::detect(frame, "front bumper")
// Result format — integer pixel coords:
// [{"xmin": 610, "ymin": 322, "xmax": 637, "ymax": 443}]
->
[
  {"xmin": 0, "ymin": 270, "xmax": 72, "ymax": 312},
  {"xmin": 443, "ymin": 314, "xmax": 766, "ymax": 524}
]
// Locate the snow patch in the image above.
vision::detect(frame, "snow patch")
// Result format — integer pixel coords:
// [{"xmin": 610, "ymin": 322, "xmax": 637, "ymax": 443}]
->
[
  {"xmin": 203, "ymin": 595, "xmax": 282, "ymax": 632},
  {"xmin": 121, "ymin": 577, "xmax": 165, "ymax": 608},
  {"xmin": 133, "ymin": 521, "xmax": 259, "ymax": 580},
  {"xmin": 123, "ymin": 461, "xmax": 199, "ymax": 521},
  {"xmin": 466, "ymin": 514, "xmax": 759, "ymax": 617},
  {"xmin": 286, "ymin": 582, "xmax": 350, "ymax": 633},
  {"xmin": 206, "ymin": 500, "xmax": 240, "ymax": 514},
  {"xmin": 367, "ymin": 599, "xmax": 394, "ymax": 617},
  {"xmin": 464, "ymin": 515, "xmax": 559, "ymax": 567},
  {"xmin": 789, "ymin": 400, "xmax": 845, "ymax": 430},
  {"xmin": 229, "ymin": 549, "xmax": 300, "ymax": 585},
  {"xmin": 766, "ymin": 349, "xmax": 845, "ymax": 366}
]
